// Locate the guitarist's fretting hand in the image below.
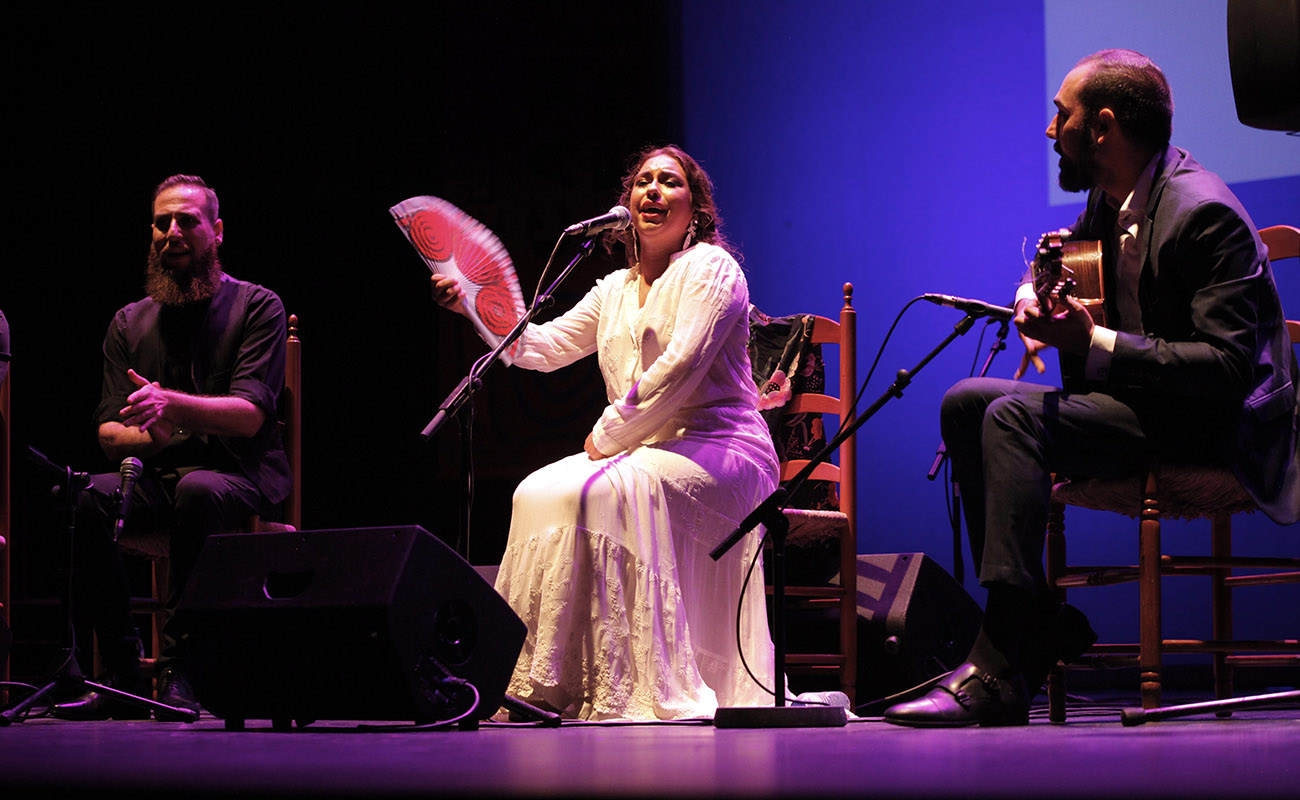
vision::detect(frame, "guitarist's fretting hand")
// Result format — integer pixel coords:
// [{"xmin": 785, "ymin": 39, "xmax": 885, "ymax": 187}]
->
[
  {"xmin": 1013, "ymin": 296, "xmax": 1049, "ymax": 379},
  {"xmin": 1012, "ymin": 293, "xmax": 1096, "ymax": 378},
  {"xmin": 1013, "ymin": 348, "xmax": 1047, "ymax": 380}
]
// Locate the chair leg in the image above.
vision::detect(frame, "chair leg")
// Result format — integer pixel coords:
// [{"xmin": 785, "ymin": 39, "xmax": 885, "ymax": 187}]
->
[
  {"xmin": 140, "ymin": 558, "xmax": 170, "ymax": 683},
  {"xmin": 1211, "ymin": 515, "xmax": 1233, "ymax": 715},
  {"xmin": 1045, "ymin": 498, "xmax": 1068, "ymax": 723},
  {"xmin": 1138, "ymin": 467, "xmax": 1162, "ymax": 709},
  {"xmin": 839, "ymin": 581, "xmax": 857, "ymax": 708}
]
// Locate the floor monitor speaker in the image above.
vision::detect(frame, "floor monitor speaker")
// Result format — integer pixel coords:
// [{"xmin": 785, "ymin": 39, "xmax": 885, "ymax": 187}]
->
[
  {"xmin": 782, "ymin": 552, "xmax": 982, "ymax": 705},
  {"xmin": 850, "ymin": 552, "xmax": 982, "ymax": 703},
  {"xmin": 169, "ymin": 525, "xmax": 524, "ymax": 728}
]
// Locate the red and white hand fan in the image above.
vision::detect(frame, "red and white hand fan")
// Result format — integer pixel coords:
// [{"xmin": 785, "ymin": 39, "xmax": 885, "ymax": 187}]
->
[{"xmin": 390, "ymin": 196, "xmax": 525, "ymax": 364}]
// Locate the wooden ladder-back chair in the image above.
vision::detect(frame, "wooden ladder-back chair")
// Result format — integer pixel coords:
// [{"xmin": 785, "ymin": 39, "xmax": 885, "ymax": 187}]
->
[
  {"xmin": 251, "ymin": 312, "xmax": 302, "ymax": 533},
  {"xmin": 767, "ymin": 283, "xmax": 859, "ymax": 704},
  {"xmin": 1045, "ymin": 225, "xmax": 1300, "ymax": 721},
  {"xmin": 115, "ymin": 313, "xmax": 303, "ymax": 674}
]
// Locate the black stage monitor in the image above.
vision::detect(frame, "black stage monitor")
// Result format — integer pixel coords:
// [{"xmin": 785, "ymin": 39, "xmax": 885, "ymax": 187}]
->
[
  {"xmin": 1227, "ymin": 0, "xmax": 1300, "ymax": 131},
  {"xmin": 169, "ymin": 525, "xmax": 525, "ymax": 729}
]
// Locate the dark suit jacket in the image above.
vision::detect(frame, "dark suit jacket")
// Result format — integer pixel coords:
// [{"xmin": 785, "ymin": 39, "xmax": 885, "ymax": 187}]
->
[{"xmin": 1064, "ymin": 146, "xmax": 1299, "ymax": 525}]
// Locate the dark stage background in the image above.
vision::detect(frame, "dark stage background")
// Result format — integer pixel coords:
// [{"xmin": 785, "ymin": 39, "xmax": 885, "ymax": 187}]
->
[{"xmin": 6, "ymin": 4, "xmax": 684, "ymax": 676}]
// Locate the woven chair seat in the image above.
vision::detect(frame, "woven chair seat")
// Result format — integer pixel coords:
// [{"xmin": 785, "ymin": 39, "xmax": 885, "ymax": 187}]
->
[
  {"xmin": 118, "ymin": 531, "xmax": 170, "ymax": 560},
  {"xmin": 1052, "ymin": 463, "xmax": 1257, "ymax": 520},
  {"xmin": 776, "ymin": 508, "xmax": 851, "ymax": 587},
  {"xmin": 784, "ymin": 507, "xmax": 850, "ymax": 547}
]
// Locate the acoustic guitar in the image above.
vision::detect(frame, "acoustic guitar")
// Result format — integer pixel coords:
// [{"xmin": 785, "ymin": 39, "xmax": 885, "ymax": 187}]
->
[{"xmin": 1030, "ymin": 229, "xmax": 1106, "ymax": 326}]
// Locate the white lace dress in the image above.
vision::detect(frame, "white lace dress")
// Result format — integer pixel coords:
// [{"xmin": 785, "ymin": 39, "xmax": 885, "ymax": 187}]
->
[{"xmin": 494, "ymin": 243, "xmax": 780, "ymax": 720}]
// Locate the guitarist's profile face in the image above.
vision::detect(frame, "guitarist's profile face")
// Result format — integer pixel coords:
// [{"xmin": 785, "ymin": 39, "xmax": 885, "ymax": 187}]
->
[{"xmin": 1047, "ymin": 66, "xmax": 1100, "ymax": 194}]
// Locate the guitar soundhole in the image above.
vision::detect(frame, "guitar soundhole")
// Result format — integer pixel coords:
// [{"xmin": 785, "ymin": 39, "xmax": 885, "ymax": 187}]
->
[{"xmin": 1062, "ymin": 240, "xmax": 1103, "ymax": 298}]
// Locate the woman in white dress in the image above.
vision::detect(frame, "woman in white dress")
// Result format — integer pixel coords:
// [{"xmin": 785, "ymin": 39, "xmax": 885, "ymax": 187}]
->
[{"xmin": 432, "ymin": 145, "xmax": 780, "ymax": 720}]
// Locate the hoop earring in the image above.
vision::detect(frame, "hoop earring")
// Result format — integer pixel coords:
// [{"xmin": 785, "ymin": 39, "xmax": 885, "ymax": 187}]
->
[{"xmin": 683, "ymin": 216, "xmax": 699, "ymax": 249}]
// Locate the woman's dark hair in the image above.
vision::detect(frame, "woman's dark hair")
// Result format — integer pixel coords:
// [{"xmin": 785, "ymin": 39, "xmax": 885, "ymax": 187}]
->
[{"xmin": 604, "ymin": 144, "xmax": 735, "ymax": 264}]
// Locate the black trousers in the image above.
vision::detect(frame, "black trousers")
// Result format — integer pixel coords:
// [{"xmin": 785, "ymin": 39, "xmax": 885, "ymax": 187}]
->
[
  {"xmin": 68, "ymin": 467, "xmax": 261, "ymax": 670},
  {"xmin": 940, "ymin": 377, "xmax": 1221, "ymax": 594}
]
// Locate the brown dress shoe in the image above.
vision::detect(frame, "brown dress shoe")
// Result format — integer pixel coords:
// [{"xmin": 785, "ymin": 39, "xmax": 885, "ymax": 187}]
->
[{"xmin": 883, "ymin": 662, "xmax": 1029, "ymax": 727}]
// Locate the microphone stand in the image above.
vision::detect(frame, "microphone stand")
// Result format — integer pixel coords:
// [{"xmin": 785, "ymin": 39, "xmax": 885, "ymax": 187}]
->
[
  {"xmin": 416, "ymin": 237, "xmax": 597, "ymax": 728},
  {"xmin": 711, "ymin": 311, "xmax": 988, "ymax": 729},
  {"xmin": 1, "ymin": 447, "xmax": 198, "ymax": 725},
  {"xmin": 925, "ymin": 318, "xmax": 1011, "ymax": 584}
]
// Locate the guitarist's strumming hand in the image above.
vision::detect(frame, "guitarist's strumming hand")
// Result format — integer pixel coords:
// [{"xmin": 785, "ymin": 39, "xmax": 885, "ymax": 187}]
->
[{"xmin": 1015, "ymin": 293, "xmax": 1095, "ymax": 377}]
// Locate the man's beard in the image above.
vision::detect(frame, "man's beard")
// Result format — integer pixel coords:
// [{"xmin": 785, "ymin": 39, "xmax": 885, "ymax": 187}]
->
[
  {"xmin": 145, "ymin": 245, "xmax": 223, "ymax": 306},
  {"xmin": 1056, "ymin": 133, "xmax": 1100, "ymax": 193}
]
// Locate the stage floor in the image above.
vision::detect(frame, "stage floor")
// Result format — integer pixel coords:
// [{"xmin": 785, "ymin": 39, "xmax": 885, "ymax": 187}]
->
[{"xmin": 1, "ymin": 694, "xmax": 1297, "ymax": 798}]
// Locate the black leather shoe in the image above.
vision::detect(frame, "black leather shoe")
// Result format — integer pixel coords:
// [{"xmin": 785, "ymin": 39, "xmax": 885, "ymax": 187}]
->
[
  {"xmin": 53, "ymin": 671, "xmax": 152, "ymax": 721},
  {"xmin": 1022, "ymin": 603, "xmax": 1098, "ymax": 697},
  {"xmin": 154, "ymin": 667, "xmax": 202, "ymax": 722},
  {"xmin": 883, "ymin": 662, "xmax": 1029, "ymax": 727}
]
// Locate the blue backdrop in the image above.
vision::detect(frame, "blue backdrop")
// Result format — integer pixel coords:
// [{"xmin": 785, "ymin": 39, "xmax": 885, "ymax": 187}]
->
[{"xmin": 679, "ymin": 1, "xmax": 1299, "ymax": 645}]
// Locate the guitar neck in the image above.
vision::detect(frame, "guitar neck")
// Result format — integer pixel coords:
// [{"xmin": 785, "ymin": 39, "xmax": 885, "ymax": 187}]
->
[{"xmin": 1031, "ymin": 232, "xmax": 1105, "ymax": 326}]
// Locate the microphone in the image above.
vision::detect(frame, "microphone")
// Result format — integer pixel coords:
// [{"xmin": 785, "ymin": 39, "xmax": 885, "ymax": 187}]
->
[
  {"xmin": 923, "ymin": 293, "xmax": 1015, "ymax": 322},
  {"xmin": 564, "ymin": 206, "xmax": 633, "ymax": 237},
  {"xmin": 112, "ymin": 457, "xmax": 144, "ymax": 542}
]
